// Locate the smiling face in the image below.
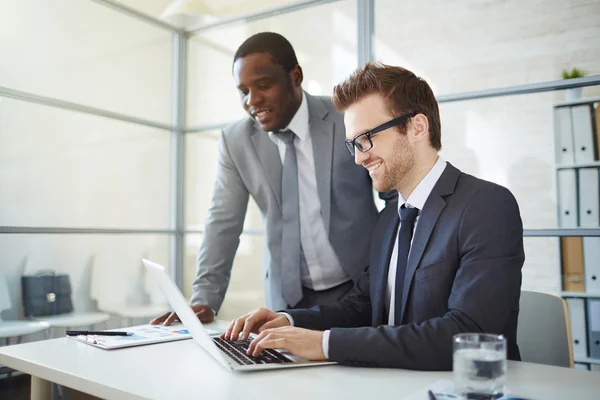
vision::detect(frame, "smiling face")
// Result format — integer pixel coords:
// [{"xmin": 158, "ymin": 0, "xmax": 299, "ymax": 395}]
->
[
  {"xmin": 345, "ymin": 94, "xmax": 416, "ymax": 193},
  {"xmin": 233, "ymin": 52, "xmax": 303, "ymax": 132}
]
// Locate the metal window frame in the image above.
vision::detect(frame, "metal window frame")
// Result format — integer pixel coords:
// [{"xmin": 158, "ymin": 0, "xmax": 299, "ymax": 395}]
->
[{"xmin": 2, "ymin": 0, "xmax": 600, "ymax": 289}]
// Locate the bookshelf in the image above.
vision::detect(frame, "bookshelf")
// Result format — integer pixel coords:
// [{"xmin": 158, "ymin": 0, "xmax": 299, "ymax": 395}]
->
[{"xmin": 554, "ymin": 96, "xmax": 600, "ymax": 371}]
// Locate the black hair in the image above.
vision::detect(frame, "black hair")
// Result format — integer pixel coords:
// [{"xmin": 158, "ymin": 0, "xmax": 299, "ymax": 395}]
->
[{"xmin": 233, "ymin": 32, "xmax": 299, "ymax": 73}]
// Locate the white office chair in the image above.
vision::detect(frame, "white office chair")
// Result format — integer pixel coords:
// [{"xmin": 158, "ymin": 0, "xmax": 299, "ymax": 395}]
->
[
  {"xmin": 517, "ymin": 290, "xmax": 574, "ymax": 368},
  {"xmin": 0, "ymin": 272, "xmax": 50, "ymax": 344}
]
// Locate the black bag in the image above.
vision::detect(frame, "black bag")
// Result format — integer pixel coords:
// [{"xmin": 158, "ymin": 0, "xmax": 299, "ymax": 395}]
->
[{"xmin": 21, "ymin": 270, "xmax": 74, "ymax": 317}]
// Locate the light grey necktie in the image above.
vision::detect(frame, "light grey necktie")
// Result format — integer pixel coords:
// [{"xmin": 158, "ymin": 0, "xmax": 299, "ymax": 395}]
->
[{"xmin": 279, "ymin": 130, "xmax": 303, "ymax": 307}]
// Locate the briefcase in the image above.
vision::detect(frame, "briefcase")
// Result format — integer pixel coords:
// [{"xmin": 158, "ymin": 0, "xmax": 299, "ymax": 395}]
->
[{"xmin": 21, "ymin": 270, "xmax": 74, "ymax": 317}]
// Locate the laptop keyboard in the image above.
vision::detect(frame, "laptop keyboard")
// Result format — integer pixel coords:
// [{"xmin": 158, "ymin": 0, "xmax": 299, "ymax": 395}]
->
[{"xmin": 213, "ymin": 337, "xmax": 293, "ymax": 365}]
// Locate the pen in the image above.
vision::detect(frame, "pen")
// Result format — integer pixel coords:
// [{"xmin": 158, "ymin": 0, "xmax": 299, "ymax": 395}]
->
[
  {"xmin": 66, "ymin": 330, "xmax": 132, "ymax": 336},
  {"xmin": 428, "ymin": 390, "xmax": 437, "ymax": 400}
]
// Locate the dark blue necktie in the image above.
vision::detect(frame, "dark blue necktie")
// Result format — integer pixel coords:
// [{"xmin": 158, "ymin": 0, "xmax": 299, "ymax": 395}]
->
[{"xmin": 393, "ymin": 205, "xmax": 419, "ymax": 324}]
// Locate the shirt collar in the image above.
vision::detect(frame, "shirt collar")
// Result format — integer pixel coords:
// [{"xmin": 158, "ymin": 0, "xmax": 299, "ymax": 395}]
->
[
  {"xmin": 398, "ymin": 156, "xmax": 447, "ymax": 213},
  {"xmin": 268, "ymin": 91, "xmax": 309, "ymax": 142}
]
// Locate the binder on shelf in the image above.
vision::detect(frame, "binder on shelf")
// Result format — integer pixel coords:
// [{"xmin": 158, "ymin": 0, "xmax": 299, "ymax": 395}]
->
[
  {"xmin": 574, "ymin": 363, "xmax": 589, "ymax": 371},
  {"xmin": 578, "ymin": 168, "xmax": 600, "ymax": 227},
  {"xmin": 583, "ymin": 237, "xmax": 600, "ymax": 293},
  {"xmin": 566, "ymin": 298, "xmax": 588, "ymax": 360},
  {"xmin": 557, "ymin": 169, "xmax": 578, "ymax": 227},
  {"xmin": 554, "ymin": 107, "xmax": 575, "ymax": 164},
  {"xmin": 587, "ymin": 299, "xmax": 600, "ymax": 359},
  {"xmin": 571, "ymin": 104, "xmax": 596, "ymax": 163},
  {"xmin": 561, "ymin": 237, "xmax": 585, "ymax": 292},
  {"xmin": 595, "ymin": 103, "xmax": 600, "ymax": 161}
]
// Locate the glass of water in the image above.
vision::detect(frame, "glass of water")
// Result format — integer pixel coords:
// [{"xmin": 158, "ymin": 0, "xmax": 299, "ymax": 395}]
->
[{"xmin": 453, "ymin": 333, "xmax": 507, "ymax": 400}]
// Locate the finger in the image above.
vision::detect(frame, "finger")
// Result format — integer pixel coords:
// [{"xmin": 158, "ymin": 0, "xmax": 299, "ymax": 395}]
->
[
  {"xmin": 232, "ymin": 315, "xmax": 251, "ymax": 341},
  {"xmin": 241, "ymin": 315, "xmax": 259, "ymax": 341},
  {"xmin": 223, "ymin": 317, "xmax": 242, "ymax": 340},
  {"xmin": 162, "ymin": 312, "xmax": 179, "ymax": 326},
  {"xmin": 247, "ymin": 331, "xmax": 267, "ymax": 355},
  {"xmin": 227, "ymin": 315, "xmax": 249, "ymax": 341},
  {"xmin": 149, "ymin": 312, "xmax": 170, "ymax": 325},
  {"xmin": 221, "ymin": 321, "xmax": 233, "ymax": 339},
  {"xmin": 259, "ymin": 318, "xmax": 286, "ymax": 332},
  {"xmin": 252, "ymin": 337, "xmax": 286, "ymax": 357}
]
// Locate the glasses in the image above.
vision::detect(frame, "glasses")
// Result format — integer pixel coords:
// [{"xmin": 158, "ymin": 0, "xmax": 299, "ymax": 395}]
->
[{"xmin": 344, "ymin": 112, "xmax": 417, "ymax": 156}]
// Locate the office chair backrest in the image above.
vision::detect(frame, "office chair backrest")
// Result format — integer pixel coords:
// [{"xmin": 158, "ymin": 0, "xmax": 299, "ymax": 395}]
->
[
  {"xmin": 517, "ymin": 290, "xmax": 574, "ymax": 368},
  {"xmin": 0, "ymin": 272, "xmax": 13, "ymax": 320}
]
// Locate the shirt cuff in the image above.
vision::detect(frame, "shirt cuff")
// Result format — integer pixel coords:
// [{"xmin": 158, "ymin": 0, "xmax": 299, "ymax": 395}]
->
[
  {"xmin": 278, "ymin": 312, "xmax": 294, "ymax": 326},
  {"xmin": 322, "ymin": 330, "xmax": 330, "ymax": 359}
]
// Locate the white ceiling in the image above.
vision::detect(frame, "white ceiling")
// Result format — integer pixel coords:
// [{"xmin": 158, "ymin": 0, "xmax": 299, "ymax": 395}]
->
[{"xmin": 116, "ymin": 0, "xmax": 299, "ymax": 20}]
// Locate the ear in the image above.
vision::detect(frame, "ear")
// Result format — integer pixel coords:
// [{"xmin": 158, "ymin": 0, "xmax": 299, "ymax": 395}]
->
[
  {"xmin": 289, "ymin": 65, "xmax": 303, "ymax": 88},
  {"xmin": 408, "ymin": 113, "xmax": 430, "ymax": 144}
]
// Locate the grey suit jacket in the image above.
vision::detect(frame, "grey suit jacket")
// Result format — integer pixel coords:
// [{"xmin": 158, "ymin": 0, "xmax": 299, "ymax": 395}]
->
[
  {"xmin": 286, "ymin": 163, "xmax": 525, "ymax": 370},
  {"xmin": 191, "ymin": 93, "xmax": 391, "ymax": 312}
]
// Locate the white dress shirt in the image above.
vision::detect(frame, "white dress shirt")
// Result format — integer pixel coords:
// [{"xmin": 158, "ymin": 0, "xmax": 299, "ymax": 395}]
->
[
  {"xmin": 320, "ymin": 156, "xmax": 447, "ymax": 358},
  {"xmin": 268, "ymin": 92, "xmax": 349, "ymax": 290},
  {"xmin": 386, "ymin": 156, "xmax": 447, "ymax": 325}
]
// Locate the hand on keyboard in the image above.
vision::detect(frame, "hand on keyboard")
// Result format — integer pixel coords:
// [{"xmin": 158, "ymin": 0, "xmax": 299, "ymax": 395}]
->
[
  {"xmin": 222, "ymin": 307, "xmax": 290, "ymax": 342},
  {"xmin": 247, "ymin": 326, "xmax": 326, "ymax": 361}
]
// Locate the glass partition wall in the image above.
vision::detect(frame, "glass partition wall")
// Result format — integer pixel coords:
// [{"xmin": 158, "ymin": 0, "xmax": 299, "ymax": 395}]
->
[{"xmin": 2, "ymin": 0, "xmax": 600, "ymax": 327}]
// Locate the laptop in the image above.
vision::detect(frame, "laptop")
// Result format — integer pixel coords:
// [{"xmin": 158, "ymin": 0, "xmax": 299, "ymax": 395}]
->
[{"xmin": 141, "ymin": 258, "xmax": 336, "ymax": 371}]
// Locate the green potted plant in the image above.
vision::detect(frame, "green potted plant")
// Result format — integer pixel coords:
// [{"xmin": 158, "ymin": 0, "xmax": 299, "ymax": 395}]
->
[{"xmin": 562, "ymin": 67, "xmax": 586, "ymax": 101}]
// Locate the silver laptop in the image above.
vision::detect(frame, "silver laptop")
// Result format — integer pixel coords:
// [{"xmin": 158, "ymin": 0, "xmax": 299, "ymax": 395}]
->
[{"xmin": 142, "ymin": 258, "xmax": 335, "ymax": 372}]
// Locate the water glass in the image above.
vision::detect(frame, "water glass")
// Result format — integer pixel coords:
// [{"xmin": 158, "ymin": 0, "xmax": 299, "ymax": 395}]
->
[{"xmin": 453, "ymin": 333, "xmax": 507, "ymax": 400}]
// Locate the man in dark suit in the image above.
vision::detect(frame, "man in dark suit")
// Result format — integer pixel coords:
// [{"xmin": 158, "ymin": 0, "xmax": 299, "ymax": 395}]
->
[
  {"xmin": 152, "ymin": 33, "xmax": 393, "ymax": 327},
  {"xmin": 221, "ymin": 62, "xmax": 525, "ymax": 370}
]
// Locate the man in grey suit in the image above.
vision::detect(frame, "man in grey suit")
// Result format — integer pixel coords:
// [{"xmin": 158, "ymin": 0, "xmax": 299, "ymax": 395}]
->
[
  {"xmin": 152, "ymin": 33, "xmax": 392, "ymax": 326},
  {"xmin": 221, "ymin": 63, "xmax": 525, "ymax": 370}
]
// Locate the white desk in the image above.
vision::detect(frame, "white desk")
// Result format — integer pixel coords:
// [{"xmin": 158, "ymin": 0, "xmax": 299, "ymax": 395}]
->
[{"xmin": 1, "ymin": 335, "xmax": 598, "ymax": 400}]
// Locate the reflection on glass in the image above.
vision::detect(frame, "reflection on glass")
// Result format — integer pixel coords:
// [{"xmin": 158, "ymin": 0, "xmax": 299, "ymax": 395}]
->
[
  {"xmin": 187, "ymin": 0, "xmax": 357, "ymax": 127},
  {"xmin": 0, "ymin": 97, "xmax": 171, "ymax": 228},
  {"xmin": 185, "ymin": 131, "xmax": 263, "ymax": 230},
  {"xmin": 0, "ymin": 0, "xmax": 172, "ymax": 123},
  {"xmin": 184, "ymin": 234, "xmax": 265, "ymax": 320},
  {"xmin": 118, "ymin": 0, "xmax": 300, "ymax": 22},
  {"xmin": 0, "ymin": 234, "xmax": 170, "ymax": 320}
]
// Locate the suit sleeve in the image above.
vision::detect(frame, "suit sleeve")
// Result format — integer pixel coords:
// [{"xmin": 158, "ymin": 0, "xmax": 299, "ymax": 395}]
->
[
  {"xmin": 327, "ymin": 185, "xmax": 524, "ymax": 370},
  {"xmin": 190, "ymin": 131, "xmax": 250, "ymax": 312},
  {"xmin": 284, "ymin": 266, "xmax": 372, "ymax": 330}
]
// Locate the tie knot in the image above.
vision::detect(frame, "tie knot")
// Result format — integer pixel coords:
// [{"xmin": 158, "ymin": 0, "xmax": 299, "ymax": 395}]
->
[
  {"xmin": 400, "ymin": 205, "xmax": 419, "ymax": 222},
  {"xmin": 278, "ymin": 130, "xmax": 296, "ymax": 144}
]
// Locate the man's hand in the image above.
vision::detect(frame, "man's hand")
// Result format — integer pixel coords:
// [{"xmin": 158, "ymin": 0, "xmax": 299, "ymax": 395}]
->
[
  {"xmin": 247, "ymin": 327, "xmax": 326, "ymax": 361},
  {"xmin": 150, "ymin": 304, "xmax": 215, "ymax": 326},
  {"xmin": 221, "ymin": 307, "xmax": 290, "ymax": 341}
]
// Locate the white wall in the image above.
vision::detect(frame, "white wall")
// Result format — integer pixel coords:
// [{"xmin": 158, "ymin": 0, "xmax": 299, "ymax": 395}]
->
[
  {"xmin": 0, "ymin": 0, "xmax": 173, "ymax": 330},
  {"xmin": 375, "ymin": 0, "xmax": 600, "ymax": 294}
]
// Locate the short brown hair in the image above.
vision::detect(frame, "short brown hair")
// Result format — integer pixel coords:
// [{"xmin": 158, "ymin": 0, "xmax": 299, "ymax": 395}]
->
[{"xmin": 333, "ymin": 62, "xmax": 441, "ymax": 150}]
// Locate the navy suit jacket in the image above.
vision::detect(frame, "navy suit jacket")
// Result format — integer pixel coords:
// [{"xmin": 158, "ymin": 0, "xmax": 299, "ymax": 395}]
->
[{"xmin": 286, "ymin": 163, "xmax": 525, "ymax": 370}]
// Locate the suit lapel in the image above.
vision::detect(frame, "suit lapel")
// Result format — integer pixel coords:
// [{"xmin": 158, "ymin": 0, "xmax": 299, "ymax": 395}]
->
[
  {"xmin": 250, "ymin": 125, "xmax": 283, "ymax": 210},
  {"xmin": 372, "ymin": 203, "xmax": 400, "ymax": 327},
  {"xmin": 307, "ymin": 94, "xmax": 334, "ymax": 233},
  {"xmin": 399, "ymin": 163, "xmax": 461, "ymax": 323}
]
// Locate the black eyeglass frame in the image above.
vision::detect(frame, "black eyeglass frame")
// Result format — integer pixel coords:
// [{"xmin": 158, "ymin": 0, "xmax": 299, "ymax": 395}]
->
[{"xmin": 344, "ymin": 112, "xmax": 418, "ymax": 156}]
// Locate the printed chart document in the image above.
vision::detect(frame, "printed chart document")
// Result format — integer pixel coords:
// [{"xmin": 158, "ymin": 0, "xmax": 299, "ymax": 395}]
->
[{"xmin": 67, "ymin": 324, "xmax": 220, "ymax": 350}]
